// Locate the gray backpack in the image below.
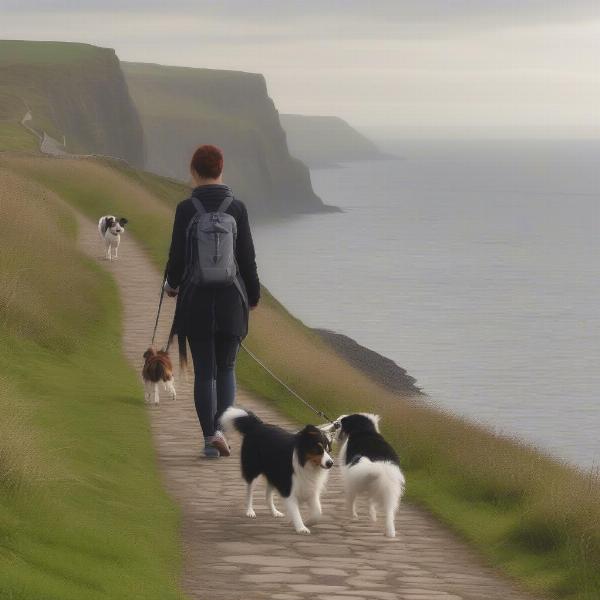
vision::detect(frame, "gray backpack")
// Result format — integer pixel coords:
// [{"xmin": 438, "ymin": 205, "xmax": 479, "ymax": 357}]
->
[{"xmin": 186, "ymin": 195, "xmax": 238, "ymax": 288}]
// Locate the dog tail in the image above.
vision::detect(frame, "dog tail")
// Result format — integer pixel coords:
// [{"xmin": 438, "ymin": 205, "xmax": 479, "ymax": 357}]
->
[
  {"xmin": 220, "ymin": 407, "xmax": 262, "ymax": 435},
  {"xmin": 177, "ymin": 333, "xmax": 188, "ymax": 372},
  {"xmin": 350, "ymin": 458, "xmax": 406, "ymax": 495}
]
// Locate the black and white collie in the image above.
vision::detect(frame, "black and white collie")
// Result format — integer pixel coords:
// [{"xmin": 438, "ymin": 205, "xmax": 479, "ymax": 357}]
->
[
  {"xmin": 221, "ymin": 407, "xmax": 334, "ymax": 534},
  {"xmin": 98, "ymin": 215, "xmax": 128, "ymax": 261},
  {"xmin": 332, "ymin": 413, "xmax": 405, "ymax": 538}
]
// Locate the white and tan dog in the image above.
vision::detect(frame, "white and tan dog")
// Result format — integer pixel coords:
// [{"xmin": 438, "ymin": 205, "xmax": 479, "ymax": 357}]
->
[{"xmin": 98, "ymin": 215, "xmax": 127, "ymax": 261}]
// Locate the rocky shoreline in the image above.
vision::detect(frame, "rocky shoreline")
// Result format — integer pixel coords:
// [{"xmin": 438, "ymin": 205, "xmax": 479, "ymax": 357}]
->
[{"xmin": 314, "ymin": 328, "xmax": 423, "ymax": 397}]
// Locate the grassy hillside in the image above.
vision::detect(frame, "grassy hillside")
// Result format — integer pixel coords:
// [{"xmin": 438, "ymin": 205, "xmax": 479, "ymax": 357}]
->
[
  {"xmin": 123, "ymin": 62, "xmax": 330, "ymax": 215},
  {"xmin": 4, "ymin": 153, "xmax": 600, "ymax": 599},
  {"xmin": 0, "ymin": 40, "xmax": 144, "ymax": 165},
  {"xmin": 0, "ymin": 162, "xmax": 182, "ymax": 599},
  {"xmin": 280, "ymin": 114, "xmax": 386, "ymax": 167},
  {"xmin": 0, "ymin": 121, "xmax": 38, "ymax": 152}
]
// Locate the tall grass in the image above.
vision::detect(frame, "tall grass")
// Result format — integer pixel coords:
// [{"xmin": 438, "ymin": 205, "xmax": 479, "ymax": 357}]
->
[
  {"xmin": 0, "ymin": 166, "xmax": 183, "ymax": 599},
  {"xmin": 7, "ymin": 153, "xmax": 600, "ymax": 598}
]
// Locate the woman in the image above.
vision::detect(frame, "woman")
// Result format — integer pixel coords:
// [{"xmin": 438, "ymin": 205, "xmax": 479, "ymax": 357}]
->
[{"xmin": 165, "ymin": 144, "xmax": 260, "ymax": 458}]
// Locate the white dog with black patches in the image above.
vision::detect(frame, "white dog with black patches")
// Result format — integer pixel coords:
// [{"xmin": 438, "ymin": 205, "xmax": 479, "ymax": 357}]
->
[
  {"xmin": 325, "ymin": 413, "xmax": 405, "ymax": 537},
  {"xmin": 98, "ymin": 215, "xmax": 128, "ymax": 261}
]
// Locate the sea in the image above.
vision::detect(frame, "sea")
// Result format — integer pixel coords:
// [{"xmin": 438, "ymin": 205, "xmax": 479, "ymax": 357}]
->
[{"xmin": 252, "ymin": 139, "xmax": 600, "ymax": 471}]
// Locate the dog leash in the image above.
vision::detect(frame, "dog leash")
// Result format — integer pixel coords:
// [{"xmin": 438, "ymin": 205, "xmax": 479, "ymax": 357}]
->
[
  {"xmin": 151, "ymin": 266, "xmax": 339, "ymax": 432},
  {"xmin": 240, "ymin": 342, "xmax": 340, "ymax": 430},
  {"xmin": 151, "ymin": 265, "xmax": 168, "ymax": 348}
]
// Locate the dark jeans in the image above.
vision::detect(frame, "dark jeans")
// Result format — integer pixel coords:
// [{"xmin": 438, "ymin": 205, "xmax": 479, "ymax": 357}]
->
[{"xmin": 188, "ymin": 334, "xmax": 240, "ymax": 439}]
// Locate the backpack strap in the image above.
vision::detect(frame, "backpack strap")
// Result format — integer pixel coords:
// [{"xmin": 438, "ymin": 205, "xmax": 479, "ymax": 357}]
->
[
  {"xmin": 191, "ymin": 197, "xmax": 206, "ymax": 214},
  {"xmin": 218, "ymin": 194, "xmax": 233, "ymax": 213}
]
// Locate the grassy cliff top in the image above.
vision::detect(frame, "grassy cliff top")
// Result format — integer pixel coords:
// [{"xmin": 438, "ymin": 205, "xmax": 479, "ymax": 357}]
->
[
  {"xmin": 282, "ymin": 114, "xmax": 360, "ymax": 126},
  {"xmin": 0, "ymin": 40, "xmax": 110, "ymax": 129},
  {"xmin": 0, "ymin": 40, "xmax": 113, "ymax": 64},
  {"xmin": 123, "ymin": 61, "xmax": 262, "ymax": 81},
  {"xmin": 123, "ymin": 61, "xmax": 268, "ymax": 120}
]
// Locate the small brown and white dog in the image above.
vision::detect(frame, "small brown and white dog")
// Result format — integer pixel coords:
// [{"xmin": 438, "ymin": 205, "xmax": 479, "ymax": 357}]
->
[
  {"xmin": 142, "ymin": 347, "xmax": 176, "ymax": 405},
  {"xmin": 98, "ymin": 215, "xmax": 128, "ymax": 261}
]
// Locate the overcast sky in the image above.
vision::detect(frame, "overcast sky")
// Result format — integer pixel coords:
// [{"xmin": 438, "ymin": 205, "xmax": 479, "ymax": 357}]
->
[{"xmin": 2, "ymin": 1, "xmax": 599, "ymax": 139}]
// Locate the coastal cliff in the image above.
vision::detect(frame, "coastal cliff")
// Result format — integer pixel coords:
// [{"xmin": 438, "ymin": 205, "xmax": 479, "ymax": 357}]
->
[
  {"xmin": 280, "ymin": 114, "xmax": 386, "ymax": 167},
  {"xmin": 123, "ymin": 62, "xmax": 332, "ymax": 215},
  {"xmin": 0, "ymin": 41, "xmax": 145, "ymax": 166},
  {"xmin": 0, "ymin": 42, "xmax": 333, "ymax": 215}
]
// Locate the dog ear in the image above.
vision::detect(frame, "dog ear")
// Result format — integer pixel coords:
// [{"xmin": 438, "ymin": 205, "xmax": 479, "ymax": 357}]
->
[
  {"xmin": 298, "ymin": 425, "xmax": 314, "ymax": 435},
  {"xmin": 295, "ymin": 427, "xmax": 310, "ymax": 466},
  {"xmin": 106, "ymin": 217, "xmax": 115, "ymax": 227},
  {"xmin": 362, "ymin": 413, "xmax": 381, "ymax": 431},
  {"xmin": 118, "ymin": 217, "xmax": 128, "ymax": 226},
  {"xmin": 143, "ymin": 347, "xmax": 156, "ymax": 359}
]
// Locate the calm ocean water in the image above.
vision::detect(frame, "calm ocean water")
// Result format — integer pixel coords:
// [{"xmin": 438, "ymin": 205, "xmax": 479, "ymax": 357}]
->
[{"xmin": 252, "ymin": 140, "xmax": 600, "ymax": 470}]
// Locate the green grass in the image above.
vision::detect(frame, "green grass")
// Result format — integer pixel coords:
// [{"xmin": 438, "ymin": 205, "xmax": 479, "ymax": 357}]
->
[
  {"xmin": 0, "ymin": 86, "xmax": 41, "ymax": 152},
  {"xmin": 0, "ymin": 40, "xmax": 112, "ymax": 147},
  {"xmin": 0, "ymin": 121, "xmax": 38, "ymax": 152},
  {"xmin": 101, "ymin": 159, "xmax": 189, "ymax": 205},
  {"xmin": 0, "ymin": 40, "xmax": 105, "ymax": 65},
  {"xmin": 8, "ymin": 156, "xmax": 178, "ymax": 266},
  {"xmin": 0, "ymin": 41, "xmax": 144, "ymax": 162},
  {"xmin": 5, "ymin": 153, "xmax": 600, "ymax": 599},
  {"xmin": 0, "ymin": 165, "xmax": 183, "ymax": 599},
  {"xmin": 0, "ymin": 85, "xmax": 62, "ymax": 148}
]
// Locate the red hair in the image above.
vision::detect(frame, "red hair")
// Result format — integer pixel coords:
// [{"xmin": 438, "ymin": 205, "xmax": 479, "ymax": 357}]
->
[{"xmin": 190, "ymin": 144, "xmax": 224, "ymax": 179}]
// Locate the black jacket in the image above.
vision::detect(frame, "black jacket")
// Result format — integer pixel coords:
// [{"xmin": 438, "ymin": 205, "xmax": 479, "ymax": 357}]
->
[{"xmin": 166, "ymin": 184, "xmax": 260, "ymax": 340}]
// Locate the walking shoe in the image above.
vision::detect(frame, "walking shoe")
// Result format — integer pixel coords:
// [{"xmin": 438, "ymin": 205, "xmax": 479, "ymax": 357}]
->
[
  {"xmin": 203, "ymin": 443, "xmax": 220, "ymax": 459},
  {"xmin": 209, "ymin": 430, "xmax": 231, "ymax": 457}
]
